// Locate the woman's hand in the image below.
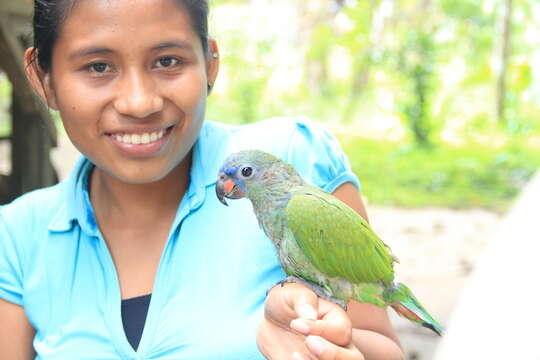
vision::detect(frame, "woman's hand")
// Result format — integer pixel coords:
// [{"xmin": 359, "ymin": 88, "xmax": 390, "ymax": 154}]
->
[{"xmin": 257, "ymin": 282, "xmax": 365, "ymax": 360}]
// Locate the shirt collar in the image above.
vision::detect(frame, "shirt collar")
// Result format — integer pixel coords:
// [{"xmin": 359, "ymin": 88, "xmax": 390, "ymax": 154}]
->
[
  {"xmin": 48, "ymin": 157, "xmax": 96, "ymax": 233},
  {"xmin": 48, "ymin": 121, "xmax": 226, "ymax": 233},
  {"xmin": 181, "ymin": 120, "xmax": 229, "ymax": 211}
]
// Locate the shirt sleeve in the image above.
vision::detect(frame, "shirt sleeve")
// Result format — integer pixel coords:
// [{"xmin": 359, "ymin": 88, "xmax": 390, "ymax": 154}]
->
[
  {"xmin": 286, "ymin": 116, "xmax": 360, "ymax": 193},
  {"xmin": 0, "ymin": 211, "xmax": 24, "ymax": 306}
]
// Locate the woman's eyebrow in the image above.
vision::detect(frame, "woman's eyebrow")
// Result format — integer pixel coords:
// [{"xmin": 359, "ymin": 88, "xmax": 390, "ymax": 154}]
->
[
  {"xmin": 152, "ymin": 40, "xmax": 193, "ymax": 52},
  {"xmin": 68, "ymin": 40, "xmax": 194, "ymax": 60},
  {"xmin": 69, "ymin": 46, "xmax": 114, "ymax": 59}
]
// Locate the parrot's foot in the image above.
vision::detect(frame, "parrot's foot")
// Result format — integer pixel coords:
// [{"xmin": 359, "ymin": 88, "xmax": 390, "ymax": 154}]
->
[
  {"xmin": 268, "ymin": 276, "xmax": 348, "ymax": 311},
  {"xmin": 323, "ymin": 296, "xmax": 348, "ymax": 311}
]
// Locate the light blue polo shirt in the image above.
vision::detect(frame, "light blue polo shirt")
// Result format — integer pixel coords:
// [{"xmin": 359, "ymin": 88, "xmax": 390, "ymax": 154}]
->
[{"xmin": 0, "ymin": 117, "xmax": 360, "ymax": 360}]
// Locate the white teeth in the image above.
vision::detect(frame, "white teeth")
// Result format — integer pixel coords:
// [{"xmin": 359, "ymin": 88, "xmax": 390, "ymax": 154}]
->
[
  {"xmin": 131, "ymin": 134, "xmax": 141, "ymax": 144},
  {"xmin": 141, "ymin": 133, "xmax": 150, "ymax": 144},
  {"xmin": 114, "ymin": 129, "xmax": 167, "ymax": 144}
]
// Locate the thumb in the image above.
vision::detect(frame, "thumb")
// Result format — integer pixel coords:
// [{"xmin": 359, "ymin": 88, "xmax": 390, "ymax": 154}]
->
[
  {"xmin": 266, "ymin": 282, "xmax": 319, "ymax": 327},
  {"xmin": 305, "ymin": 336, "xmax": 364, "ymax": 360},
  {"xmin": 288, "ymin": 285, "xmax": 319, "ymax": 321}
]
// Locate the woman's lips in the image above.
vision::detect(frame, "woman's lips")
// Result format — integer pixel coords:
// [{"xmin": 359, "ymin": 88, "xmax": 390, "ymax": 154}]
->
[{"xmin": 107, "ymin": 126, "xmax": 173, "ymax": 157}]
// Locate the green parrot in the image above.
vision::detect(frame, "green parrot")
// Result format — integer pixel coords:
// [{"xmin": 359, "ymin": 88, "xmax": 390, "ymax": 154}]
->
[{"xmin": 216, "ymin": 150, "xmax": 442, "ymax": 336}]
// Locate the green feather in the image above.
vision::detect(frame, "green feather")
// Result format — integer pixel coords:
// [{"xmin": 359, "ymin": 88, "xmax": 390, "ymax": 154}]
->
[
  {"xmin": 285, "ymin": 186, "xmax": 395, "ymax": 284},
  {"xmin": 385, "ymin": 283, "xmax": 443, "ymax": 336}
]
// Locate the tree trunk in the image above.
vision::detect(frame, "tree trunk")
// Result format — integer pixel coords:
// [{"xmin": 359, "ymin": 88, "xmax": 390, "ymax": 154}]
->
[{"xmin": 496, "ymin": 0, "xmax": 513, "ymax": 124}]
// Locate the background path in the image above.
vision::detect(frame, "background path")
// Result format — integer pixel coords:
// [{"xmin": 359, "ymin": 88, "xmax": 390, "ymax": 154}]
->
[
  {"xmin": 434, "ymin": 171, "xmax": 540, "ymax": 360},
  {"xmin": 368, "ymin": 205, "xmax": 500, "ymax": 359}
]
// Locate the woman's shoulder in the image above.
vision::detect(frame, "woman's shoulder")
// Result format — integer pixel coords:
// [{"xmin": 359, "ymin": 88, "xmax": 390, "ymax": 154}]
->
[
  {"xmin": 205, "ymin": 115, "xmax": 331, "ymax": 157},
  {"xmin": 203, "ymin": 116, "xmax": 358, "ymax": 191},
  {"xmin": 0, "ymin": 181, "xmax": 68, "ymax": 236},
  {"xmin": 223, "ymin": 115, "xmax": 322, "ymax": 137}
]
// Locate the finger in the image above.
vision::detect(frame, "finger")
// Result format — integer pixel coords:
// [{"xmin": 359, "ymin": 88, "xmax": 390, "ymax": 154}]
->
[
  {"xmin": 305, "ymin": 335, "xmax": 364, "ymax": 360},
  {"xmin": 265, "ymin": 283, "xmax": 319, "ymax": 327},
  {"xmin": 288, "ymin": 285, "xmax": 319, "ymax": 321},
  {"xmin": 290, "ymin": 298, "xmax": 352, "ymax": 346},
  {"xmin": 290, "ymin": 316, "xmax": 352, "ymax": 347},
  {"xmin": 314, "ymin": 299, "xmax": 352, "ymax": 346},
  {"xmin": 278, "ymin": 283, "xmax": 318, "ymax": 320},
  {"xmin": 317, "ymin": 298, "xmax": 350, "ymax": 320}
]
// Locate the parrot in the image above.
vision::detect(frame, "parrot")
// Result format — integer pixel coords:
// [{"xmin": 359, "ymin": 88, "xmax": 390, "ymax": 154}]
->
[{"xmin": 216, "ymin": 149, "xmax": 443, "ymax": 336}]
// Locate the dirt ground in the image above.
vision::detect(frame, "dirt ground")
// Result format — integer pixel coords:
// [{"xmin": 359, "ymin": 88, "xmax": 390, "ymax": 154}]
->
[
  {"xmin": 367, "ymin": 205, "xmax": 500, "ymax": 359},
  {"xmin": 3, "ymin": 136, "xmax": 503, "ymax": 359}
]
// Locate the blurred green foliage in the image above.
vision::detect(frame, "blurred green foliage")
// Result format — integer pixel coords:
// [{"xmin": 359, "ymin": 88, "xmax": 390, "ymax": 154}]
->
[
  {"xmin": 203, "ymin": 0, "xmax": 540, "ymax": 211},
  {"xmin": 342, "ymin": 137, "xmax": 540, "ymax": 211},
  {"xmin": 395, "ymin": 30, "xmax": 438, "ymax": 147}
]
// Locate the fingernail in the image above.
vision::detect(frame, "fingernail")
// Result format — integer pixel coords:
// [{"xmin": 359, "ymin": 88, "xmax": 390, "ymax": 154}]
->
[
  {"xmin": 290, "ymin": 319, "xmax": 310, "ymax": 334},
  {"xmin": 292, "ymin": 351, "xmax": 308, "ymax": 360},
  {"xmin": 298, "ymin": 304, "xmax": 317, "ymax": 320},
  {"xmin": 306, "ymin": 336, "xmax": 326, "ymax": 356}
]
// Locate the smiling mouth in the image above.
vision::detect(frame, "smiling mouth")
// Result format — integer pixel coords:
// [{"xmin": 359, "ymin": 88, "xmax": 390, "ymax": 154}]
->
[{"xmin": 107, "ymin": 125, "xmax": 174, "ymax": 145}]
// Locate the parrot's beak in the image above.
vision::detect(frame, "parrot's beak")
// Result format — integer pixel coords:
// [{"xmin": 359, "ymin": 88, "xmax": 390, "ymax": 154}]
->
[{"xmin": 216, "ymin": 174, "xmax": 245, "ymax": 206}]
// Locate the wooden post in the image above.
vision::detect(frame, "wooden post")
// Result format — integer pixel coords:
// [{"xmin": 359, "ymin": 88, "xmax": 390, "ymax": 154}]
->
[
  {"xmin": 0, "ymin": 1, "xmax": 33, "ymax": 17},
  {"xmin": 0, "ymin": 7, "xmax": 58, "ymax": 203},
  {"xmin": 10, "ymin": 88, "xmax": 57, "ymax": 197}
]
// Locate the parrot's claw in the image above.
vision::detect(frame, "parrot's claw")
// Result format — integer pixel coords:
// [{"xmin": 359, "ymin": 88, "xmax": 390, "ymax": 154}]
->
[{"xmin": 266, "ymin": 276, "xmax": 348, "ymax": 311}]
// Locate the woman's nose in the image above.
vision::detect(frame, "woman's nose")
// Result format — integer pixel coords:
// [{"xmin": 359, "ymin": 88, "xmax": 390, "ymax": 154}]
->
[{"xmin": 113, "ymin": 71, "xmax": 164, "ymax": 118}]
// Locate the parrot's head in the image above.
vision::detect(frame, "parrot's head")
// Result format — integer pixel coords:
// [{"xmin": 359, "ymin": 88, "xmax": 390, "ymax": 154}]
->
[{"xmin": 216, "ymin": 150, "xmax": 303, "ymax": 206}]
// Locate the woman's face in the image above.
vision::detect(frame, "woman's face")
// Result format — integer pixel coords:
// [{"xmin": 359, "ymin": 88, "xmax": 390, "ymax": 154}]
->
[{"xmin": 37, "ymin": 0, "xmax": 218, "ymax": 184}]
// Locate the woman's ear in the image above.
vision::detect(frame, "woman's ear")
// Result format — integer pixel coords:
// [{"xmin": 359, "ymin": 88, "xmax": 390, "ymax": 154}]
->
[
  {"xmin": 23, "ymin": 47, "xmax": 59, "ymax": 110},
  {"xmin": 206, "ymin": 38, "xmax": 219, "ymax": 93}
]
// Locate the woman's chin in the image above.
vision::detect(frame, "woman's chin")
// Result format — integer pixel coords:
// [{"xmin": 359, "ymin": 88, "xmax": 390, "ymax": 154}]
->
[{"xmin": 95, "ymin": 162, "xmax": 178, "ymax": 186}]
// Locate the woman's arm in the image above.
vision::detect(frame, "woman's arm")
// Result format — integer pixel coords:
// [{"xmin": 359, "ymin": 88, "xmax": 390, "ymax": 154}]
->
[
  {"xmin": 348, "ymin": 302, "xmax": 403, "ymax": 360},
  {"xmin": 331, "ymin": 182, "xmax": 369, "ymax": 222},
  {"xmin": 0, "ymin": 298, "xmax": 35, "ymax": 359}
]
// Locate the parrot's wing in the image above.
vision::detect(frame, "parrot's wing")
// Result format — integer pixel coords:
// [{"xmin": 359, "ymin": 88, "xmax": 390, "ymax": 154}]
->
[{"xmin": 285, "ymin": 187, "xmax": 395, "ymax": 284}]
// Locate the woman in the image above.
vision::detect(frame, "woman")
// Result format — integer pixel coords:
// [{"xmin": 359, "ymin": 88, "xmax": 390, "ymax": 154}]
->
[{"xmin": 0, "ymin": 0, "xmax": 404, "ymax": 359}]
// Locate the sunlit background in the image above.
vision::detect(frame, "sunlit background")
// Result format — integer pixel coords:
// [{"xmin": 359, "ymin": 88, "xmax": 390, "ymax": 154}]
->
[
  {"xmin": 205, "ymin": 0, "xmax": 540, "ymax": 211},
  {"xmin": 0, "ymin": 0, "xmax": 539, "ymax": 358}
]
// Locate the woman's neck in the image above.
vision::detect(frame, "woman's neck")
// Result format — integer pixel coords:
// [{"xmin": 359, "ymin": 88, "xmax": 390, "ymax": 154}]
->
[{"xmin": 89, "ymin": 153, "xmax": 192, "ymax": 229}]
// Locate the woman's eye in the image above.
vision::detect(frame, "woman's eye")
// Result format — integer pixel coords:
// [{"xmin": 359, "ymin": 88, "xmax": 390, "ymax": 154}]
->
[
  {"xmin": 155, "ymin": 57, "xmax": 181, "ymax": 68},
  {"xmin": 88, "ymin": 63, "xmax": 111, "ymax": 74}
]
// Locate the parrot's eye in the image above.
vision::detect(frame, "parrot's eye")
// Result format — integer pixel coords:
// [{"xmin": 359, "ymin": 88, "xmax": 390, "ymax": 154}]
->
[{"xmin": 240, "ymin": 166, "xmax": 253, "ymax": 178}]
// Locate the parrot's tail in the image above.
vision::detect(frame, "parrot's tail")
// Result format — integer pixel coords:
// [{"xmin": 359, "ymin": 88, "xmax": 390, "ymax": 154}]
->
[{"xmin": 387, "ymin": 282, "xmax": 443, "ymax": 336}]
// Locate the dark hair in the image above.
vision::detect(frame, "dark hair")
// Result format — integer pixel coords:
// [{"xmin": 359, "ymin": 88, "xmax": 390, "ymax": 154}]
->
[{"xmin": 31, "ymin": 0, "xmax": 210, "ymax": 72}]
